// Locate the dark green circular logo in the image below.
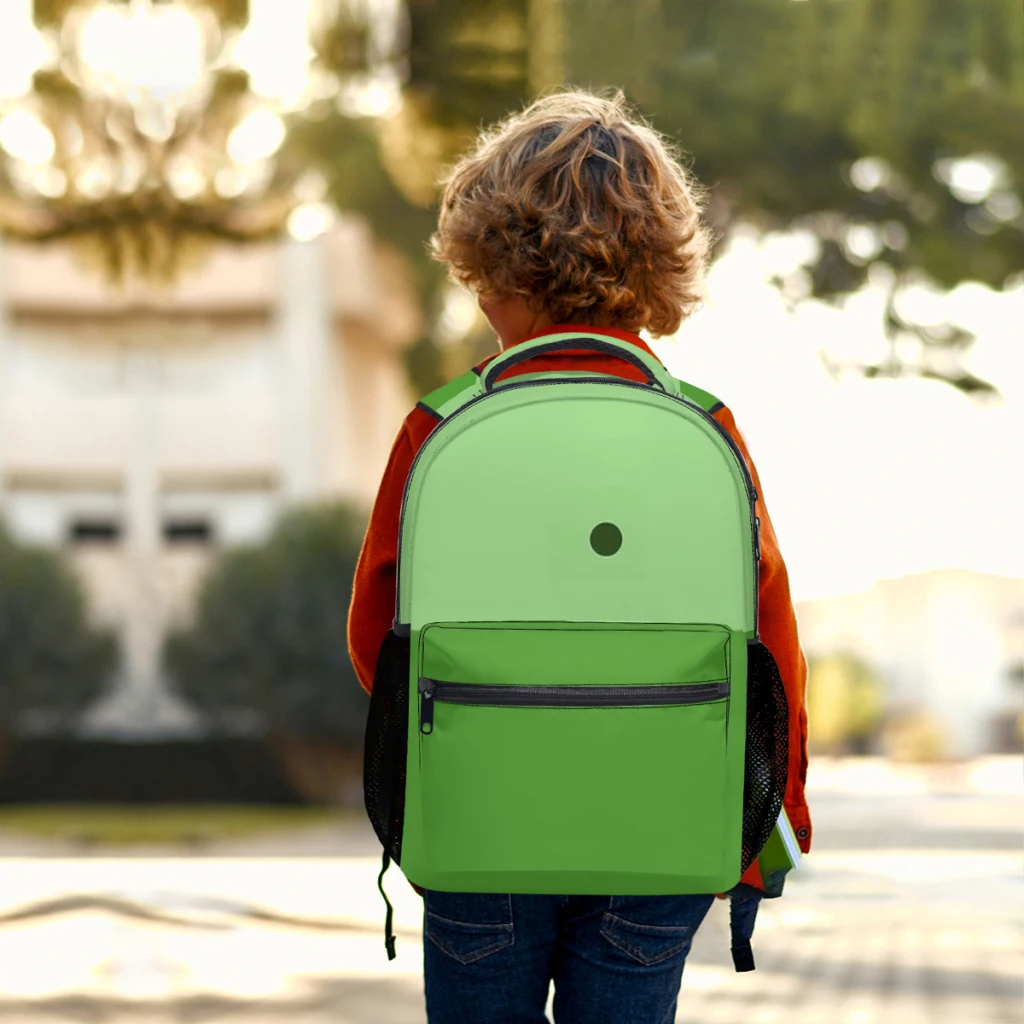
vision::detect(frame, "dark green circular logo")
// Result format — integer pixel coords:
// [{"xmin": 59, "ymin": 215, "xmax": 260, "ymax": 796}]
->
[{"xmin": 590, "ymin": 522, "xmax": 622, "ymax": 556}]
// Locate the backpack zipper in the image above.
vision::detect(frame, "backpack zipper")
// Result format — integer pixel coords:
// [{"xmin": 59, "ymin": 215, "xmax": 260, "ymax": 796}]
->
[
  {"xmin": 417, "ymin": 678, "xmax": 730, "ymax": 733},
  {"xmin": 395, "ymin": 374, "xmax": 760, "ymax": 635}
]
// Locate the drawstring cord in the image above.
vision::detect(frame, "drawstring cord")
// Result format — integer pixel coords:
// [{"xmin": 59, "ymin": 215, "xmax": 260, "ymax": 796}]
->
[{"xmin": 378, "ymin": 850, "xmax": 396, "ymax": 960}]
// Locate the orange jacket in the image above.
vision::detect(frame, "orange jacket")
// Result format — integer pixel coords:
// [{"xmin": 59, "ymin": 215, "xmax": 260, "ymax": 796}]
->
[{"xmin": 347, "ymin": 324, "xmax": 812, "ymax": 881}]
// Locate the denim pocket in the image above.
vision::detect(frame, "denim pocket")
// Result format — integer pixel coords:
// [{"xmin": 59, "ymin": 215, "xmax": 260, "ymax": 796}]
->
[
  {"xmin": 600, "ymin": 894, "xmax": 711, "ymax": 967},
  {"xmin": 600, "ymin": 915, "xmax": 695, "ymax": 966},
  {"xmin": 424, "ymin": 892, "xmax": 514, "ymax": 965}
]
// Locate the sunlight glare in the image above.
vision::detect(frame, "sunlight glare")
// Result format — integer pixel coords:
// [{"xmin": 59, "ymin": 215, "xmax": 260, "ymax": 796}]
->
[
  {"xmin": 75, "ymin": 159, "xmax": 115, "ymax": 200},
  {"xmin": 933, "ymin": 154, "xmax": 1008, "ymax": 204},
  {"xmin": 436, "ymin": 285, "xmax": 480, "ymax": 347},
  {"xmin": 78, "ymin": 3, "xmax": 206, "ymax": 101},
  {"xmin": 0, "ymin": 108, "xmax": 55, "ymax": 164},
  {"xmin": 337, "ymin": 71, "xmax": 404, "ymax": 118},
  {"xmin": 661, "ymin": 223, "xmax": 1024, "ymax": 602},
  {"xmin": 233, "ymin": 0, "xmax": 316, "ymax": 109},
  {"xmin": 227, "ymin": 109, "xmax": 287, "ymax": 165},
  {"xmin": 32, "ymin": 165, "xmax": 67, "ymax": 198},
  {"xmin": 287, "ymin": 202, "xmax": 336, "ymax": 241},
  {"xmin": 849, "ymin": 156, "xmax": 890, "ymax": 192},
  {"xmin": 843, "ymin": 224, "xmax": 884, "ymax": 263},
  {"xmin": 167, "ymin": 157, "xmax": 207, "ymax": 200},
  {"xmin": 0, "ymin": 0, "xmax": 52, "ymax": 100}
]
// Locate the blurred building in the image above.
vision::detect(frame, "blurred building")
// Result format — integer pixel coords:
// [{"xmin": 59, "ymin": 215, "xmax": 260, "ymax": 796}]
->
[
  {"xmin": 0, "ymin": 220, "xmax": 419, "ymax": 737},
  {"xmin": 796, "ymin": 569, "xmax": 1024, "ymax": 757}
]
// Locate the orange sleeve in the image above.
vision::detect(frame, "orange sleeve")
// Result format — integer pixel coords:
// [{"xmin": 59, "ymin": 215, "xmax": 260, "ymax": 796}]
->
[
  {"xmin": 346, "ymin": 422, "xmax": 418, "ymax": 694},
  {"xmin": 714, "ymin": 405, "xmax": 812, "ymax": 855}
]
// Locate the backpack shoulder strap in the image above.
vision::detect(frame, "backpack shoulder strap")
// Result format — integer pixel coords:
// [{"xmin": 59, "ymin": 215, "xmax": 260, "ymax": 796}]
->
[
  {"xmin": 415, "ymin": 369, "xmax": 483, "ymax": 422},
  {"xmin": 670, "ymin": 374, "xmax": 724, "ymax": 415}
]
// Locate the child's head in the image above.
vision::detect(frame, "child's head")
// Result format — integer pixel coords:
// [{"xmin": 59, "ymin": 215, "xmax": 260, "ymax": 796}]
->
[{"xmin": 431, "ymin": 88, "xmax": 712, "ymax": 343}]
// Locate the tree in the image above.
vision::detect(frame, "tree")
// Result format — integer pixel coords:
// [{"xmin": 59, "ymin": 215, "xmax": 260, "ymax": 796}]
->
[
  {"xmin": 563, "ymin": 0, "xmax": 1023, "ymax": 398},
  {"xmin": 164, "ymin": 502, "xmax": 370, "ymax": 801},
  {"xmin": 165, "ymin": 502, "xmax": 369, "ymax": 742},
  {"xmin": 0, "ymin": 524, "xmax": 117, "ymax": 733},
  {"xmin": 303, "ymin": 0, "xmax": 1022, "ymax": 398},
  {"xmin": 806, "ymin": 650, "xmax": 884, "ymax": 756}
]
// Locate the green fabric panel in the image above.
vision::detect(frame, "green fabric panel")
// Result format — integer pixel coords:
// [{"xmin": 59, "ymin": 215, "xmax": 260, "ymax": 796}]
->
[
  {"xmin": 671, "ymin": 374, "xmax": 722, "ymax": 413},
  {"xmin": 419, "ymin": 701, "xmax": 732, "ymax": 887},
  {"xmin": 399, "ymin": 384, "xmax": 754, "ymax": 630},
  {"xmin": 418, "ymin": 370, "xmax": 480, "ymax": 418},
  {"xmin": 401, "ymin": 627, "xmax": 748, "ymax": 894},
  {"xmin": 436, "ymin": 380, "xmax": 485, "ymax": 418},
  {"xmin": 420, "ymin": 622, "xmax": 730, "ymax": 686}
]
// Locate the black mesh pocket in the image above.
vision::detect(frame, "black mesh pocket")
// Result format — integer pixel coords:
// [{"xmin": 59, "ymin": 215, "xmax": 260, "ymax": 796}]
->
[
  {"xmin": 741, "ymin": 640, "xmax": 789, "ymax": 872},
  {"xmin": 363, "ymin": 629, "xmax": 411, "ymax": 864}
]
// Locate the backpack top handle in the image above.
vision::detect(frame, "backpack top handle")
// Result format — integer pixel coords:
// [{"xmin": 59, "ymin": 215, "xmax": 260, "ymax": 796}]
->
[{"xmin": 481, "ymin": 332, "xmax": 678, "ymax": 396}]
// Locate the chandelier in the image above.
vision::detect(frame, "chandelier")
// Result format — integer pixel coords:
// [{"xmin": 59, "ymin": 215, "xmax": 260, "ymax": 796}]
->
[{"xmin": 0, "ymin": 0, "xmax": 406, "ymax": 281}]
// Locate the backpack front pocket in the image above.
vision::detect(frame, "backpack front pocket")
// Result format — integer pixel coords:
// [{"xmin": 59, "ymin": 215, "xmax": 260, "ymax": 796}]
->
[{"xmin": 412, "ymin": 622, "xmax": 740, "ymax": 894}]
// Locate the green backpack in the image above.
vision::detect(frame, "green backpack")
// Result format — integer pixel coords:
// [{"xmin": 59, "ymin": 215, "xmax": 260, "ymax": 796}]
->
[{"xmin": 363, "ymin": 333, "xmax": 789, "ymax": 961}]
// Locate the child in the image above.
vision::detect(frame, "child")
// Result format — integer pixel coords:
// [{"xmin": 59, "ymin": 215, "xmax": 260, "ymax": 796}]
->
[{"xmin": 348, "ymin": 88, "xmax": 810, "ymax": 1024}]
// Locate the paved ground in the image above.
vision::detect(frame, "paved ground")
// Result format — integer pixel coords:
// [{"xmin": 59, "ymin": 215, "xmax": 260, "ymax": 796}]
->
[{"xmin": 0, "ymin": 757, "xmax": 1019, "ymax": 1023}]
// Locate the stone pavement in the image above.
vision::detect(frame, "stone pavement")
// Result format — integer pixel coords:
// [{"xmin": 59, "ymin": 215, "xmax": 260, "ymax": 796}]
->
[{"xmin": 0, "ymin": 758, "xmax": 1019, "ymax": 1023}]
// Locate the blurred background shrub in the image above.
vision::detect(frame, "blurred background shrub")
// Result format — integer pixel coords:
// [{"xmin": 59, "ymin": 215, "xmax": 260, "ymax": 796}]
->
[
  {"xmin": 881, "ymin": 707, "xmax": 951, "ymax": 763},
  {"xmin": 806, "ymin": 651, "xmax": 885, "ymax": 757},
  {"xmin": 0, "ymin": 524, "xmax": 117, "ymax": 739},
  {"xmin": 165, "ymin": 502, "xmax": 369, "ymax": 804}
]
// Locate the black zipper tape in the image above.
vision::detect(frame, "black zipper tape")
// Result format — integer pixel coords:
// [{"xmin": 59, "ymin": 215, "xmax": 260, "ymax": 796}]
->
[{"xmin": 418, "ymin": 679, "xmax": 729, "ymax": 733}]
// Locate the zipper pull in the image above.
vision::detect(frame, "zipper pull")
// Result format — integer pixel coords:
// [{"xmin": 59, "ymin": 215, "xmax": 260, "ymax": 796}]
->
[
  {"xmin": 755, "ymin": 517, "xmax": 761, "ymax": 562},
  {"xmin": 418, "ymin": 678, "xmax": 435, "ymax": 734}
]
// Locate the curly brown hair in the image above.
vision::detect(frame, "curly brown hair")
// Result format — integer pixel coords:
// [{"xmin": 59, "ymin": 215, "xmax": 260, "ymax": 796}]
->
[{"xmin": 430, "ymin": 88, "xmax": 712, "ymax": 337}]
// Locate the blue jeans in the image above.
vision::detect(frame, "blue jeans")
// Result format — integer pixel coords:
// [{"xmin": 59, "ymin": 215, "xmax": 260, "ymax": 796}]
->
[{"xmin": 422, "ymin": 890, "xmax": 716, "ymax": 1024}]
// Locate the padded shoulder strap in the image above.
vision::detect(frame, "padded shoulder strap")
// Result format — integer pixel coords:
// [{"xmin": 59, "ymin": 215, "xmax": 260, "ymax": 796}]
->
[
  {"xmin": 671, "ymin": 374, "xmax": 724, "ymax": 415},
  {"xmin": 415, "ymin": 369, "xmax": 482, "ymax": 422}
]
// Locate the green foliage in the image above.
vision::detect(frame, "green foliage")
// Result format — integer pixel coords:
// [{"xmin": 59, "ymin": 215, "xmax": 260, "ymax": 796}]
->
[
  {"xmin": 0, "ymin": 525, "xmax": 116, "ymax": 732},
  {"xmin": 402, "ymin": 0, "xmax": 535, "ymax": 130},
  {"xmin": 304, "ymin": 0, "xmax": 1022, "ymax": 398},
  {"xmin": 287, "ymin": 114, "xmax": 445, "ymax": 301},
  {"xmin": 34, "ymin": 0, "xmax": 251, "ymax": 30},
  {"xmin": 297, "ymin": 0, "xmax": 545, "ymax": 395},
  {"xmin": 165, "ymin": 503, "xmax": 370, "ymax": 744},
  {"xmin": 564, "ymin": 0, "xmax": 1023, "ymax": 296},
  {"xmin": 807, "ymin": 650, "xmax": 885, "ymax": 755},
  {"xmin": 285, "ymin": 113, "xmax": 453, "ymax": 394}
]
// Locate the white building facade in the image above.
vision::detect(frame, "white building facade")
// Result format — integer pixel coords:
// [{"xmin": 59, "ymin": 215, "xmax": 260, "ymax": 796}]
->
[{"xmin": 0, "ymin": 220, "xmax": 420, "ymax": 737}]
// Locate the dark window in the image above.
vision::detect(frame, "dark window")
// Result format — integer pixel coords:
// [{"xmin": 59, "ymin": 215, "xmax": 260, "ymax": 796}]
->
[
  {"xmin": 69, "ymin": 518, "xmax": 122, "ymax": 544},
  {"xmin": 163, "ymin": 518, "xmax": 213, "ymax": 544}
]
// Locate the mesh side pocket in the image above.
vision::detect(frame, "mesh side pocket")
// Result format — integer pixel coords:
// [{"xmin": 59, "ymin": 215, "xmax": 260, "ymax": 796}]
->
[
  {"xmin": 741, "ymin": 640, "xmax": 789, "ymax": 872},
  {"xmin": 363, "ymin": 629, "xmax": 411, "ymax": 864}
]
